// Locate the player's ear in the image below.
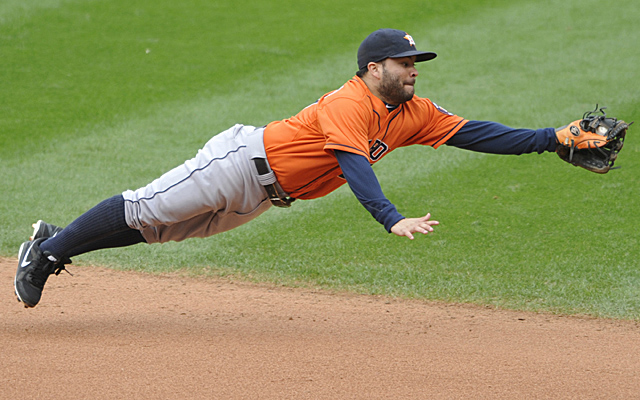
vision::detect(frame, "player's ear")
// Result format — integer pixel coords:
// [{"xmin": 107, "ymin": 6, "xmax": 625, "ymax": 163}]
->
[{"xmin": 368, "ymin": 62, "xmax": 383, "ymax": 80}]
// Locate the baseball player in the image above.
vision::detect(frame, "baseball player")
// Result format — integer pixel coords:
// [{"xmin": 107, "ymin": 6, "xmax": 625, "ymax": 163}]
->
[{"xmin": 14, "ymin": 28, "xmax": 608, "ymax": 308}]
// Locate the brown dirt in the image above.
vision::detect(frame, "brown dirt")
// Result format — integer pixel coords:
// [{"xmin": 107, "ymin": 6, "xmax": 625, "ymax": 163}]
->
[{"xmin": 1, "ymin": 257, "xmax": 639, "ymax": 399}]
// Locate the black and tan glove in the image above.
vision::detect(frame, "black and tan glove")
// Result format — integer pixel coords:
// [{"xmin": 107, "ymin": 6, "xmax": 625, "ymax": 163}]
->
[{"xmin": 555, "ymin": 105, "xmax": 631, "ymax": 174}]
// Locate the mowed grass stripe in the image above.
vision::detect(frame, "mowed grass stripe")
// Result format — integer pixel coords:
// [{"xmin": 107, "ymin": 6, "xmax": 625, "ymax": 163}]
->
[{"xmin": 1, "ymin": 0, "xmax": 508, "ymax": 156}]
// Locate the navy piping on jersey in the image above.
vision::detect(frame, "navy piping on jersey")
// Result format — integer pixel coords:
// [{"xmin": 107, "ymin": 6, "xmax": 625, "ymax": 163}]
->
[
  {"xmin": 367, "ymin": 96, "xmax": 382, "ymax": 133},
  {"xmin": 432, "ymin": 119, "xmax": 467, "ymax": 147},
  {"xmin": 292, "ymin": 166, "xmax": 341, "ymax": 198},
  {"xmin": 325, "ymin": 143, "xmax": 369, "ymax": 157},
  {"xmin": 380, "ymin": 105, "xmax": 403, "ymax": 141}
]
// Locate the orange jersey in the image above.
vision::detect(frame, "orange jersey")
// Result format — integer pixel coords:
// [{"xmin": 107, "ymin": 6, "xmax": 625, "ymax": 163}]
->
[{"xmin": 263, "ymin": 76, "xmax": 468, "ymax": 199}]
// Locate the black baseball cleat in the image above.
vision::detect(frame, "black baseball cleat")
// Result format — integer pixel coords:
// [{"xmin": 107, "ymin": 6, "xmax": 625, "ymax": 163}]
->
[
  {"xmin": 14, "ymin": 238, "xmax": 67, "ymax": 308},
  {"xmin": 29, "ymin": 221, "xmax": 72, "ymax": 265},
  {"xmin": 30, "ymin": 220, "xmax": 63, "ymax": 241}
]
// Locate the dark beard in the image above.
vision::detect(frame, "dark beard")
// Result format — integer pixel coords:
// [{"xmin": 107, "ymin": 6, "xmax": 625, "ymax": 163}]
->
[{"xmin": 378, "ymin": 70, "xmax": 414, "ymax": 105}]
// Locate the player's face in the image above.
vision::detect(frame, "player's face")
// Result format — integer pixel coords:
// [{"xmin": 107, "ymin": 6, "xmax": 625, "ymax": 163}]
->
[{"xmin": 377, "ymin": 56, "xmax": 418, "ymax": 105}]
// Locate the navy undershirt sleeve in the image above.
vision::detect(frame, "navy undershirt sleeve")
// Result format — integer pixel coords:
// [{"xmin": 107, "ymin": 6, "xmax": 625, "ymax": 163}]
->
[
  {"xmin": 334, "ymin": 150, "xmax": 404, "ymax": 232},
  {"xmin": 446, "ymin": 120, "xmax": 557, "ymax": 154}
]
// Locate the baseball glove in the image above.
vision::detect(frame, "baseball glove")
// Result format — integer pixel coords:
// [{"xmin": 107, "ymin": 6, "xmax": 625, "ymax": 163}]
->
[{"xmin": 555, "ymin": 105, "xmax": 632, "ymax": 174}]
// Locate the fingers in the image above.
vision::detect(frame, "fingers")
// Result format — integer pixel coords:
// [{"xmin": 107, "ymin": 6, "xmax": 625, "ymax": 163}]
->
[
  {"xmin": 419, "ymin": 213, "xmax": 439, "ymax": 231},
  {"xmin": 421, "ymin": 213, "xmax": 440, "ymax": 224},
  {"xmin": 391, "ymin": 214, "xmax": 440, "ymax": 240}
]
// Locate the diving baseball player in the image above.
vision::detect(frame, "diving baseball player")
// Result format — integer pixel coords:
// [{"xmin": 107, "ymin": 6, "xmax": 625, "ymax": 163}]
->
[{"xmin": 14, "ymin": 28, "xmax": 616, "ymax": 308}]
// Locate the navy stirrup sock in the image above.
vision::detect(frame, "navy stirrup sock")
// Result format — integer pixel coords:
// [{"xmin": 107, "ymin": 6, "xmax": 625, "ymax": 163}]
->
[
  {"xmin": 65, "ymin": 229, "xmax": 145, "ymax": 258},
  {"xmin": 39, "ymin": 195, "xmax": 137, "ymax": 259}
]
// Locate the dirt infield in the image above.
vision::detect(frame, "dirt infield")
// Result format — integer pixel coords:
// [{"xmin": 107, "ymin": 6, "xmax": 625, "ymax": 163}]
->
[{"xmin": 1, "ymin": 257, "xmax": 639, "ymax": 399}]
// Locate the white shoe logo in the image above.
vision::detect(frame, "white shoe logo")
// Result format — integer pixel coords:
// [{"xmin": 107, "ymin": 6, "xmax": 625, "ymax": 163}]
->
[{"xmin": 20, "ymin": 242, "xmax": 36, "ymax": 268}]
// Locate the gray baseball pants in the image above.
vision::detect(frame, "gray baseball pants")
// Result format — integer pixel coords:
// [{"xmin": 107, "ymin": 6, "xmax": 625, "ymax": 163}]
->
[{"xmin": 122, "ymin": 124, "xmax": 273, "ymax": 244}]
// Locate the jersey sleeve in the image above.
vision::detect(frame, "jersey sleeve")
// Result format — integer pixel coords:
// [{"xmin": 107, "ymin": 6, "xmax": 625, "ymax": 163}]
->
[
  {"xmin": 317, "ymin": 97, "xmax": 371, "ymax": 159},
  {"xmin": 404, "ymin": 99, "xmax": 468, "ymax": 148}
]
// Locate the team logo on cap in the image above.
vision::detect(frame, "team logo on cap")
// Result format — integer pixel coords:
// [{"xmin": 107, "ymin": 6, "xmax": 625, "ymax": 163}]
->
[{"xmin": 403, "ymin": 34, "xmax": 416, "ymax": 47}]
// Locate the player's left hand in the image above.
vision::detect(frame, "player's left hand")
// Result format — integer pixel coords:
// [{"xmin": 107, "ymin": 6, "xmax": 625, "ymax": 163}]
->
[
  {"xmin": 391, "ymin": 213, "xmax": 439, "ymax": 240},
  {"xmin": 555, "ymin": 105, "xmax": 631, "ymax": 174}
]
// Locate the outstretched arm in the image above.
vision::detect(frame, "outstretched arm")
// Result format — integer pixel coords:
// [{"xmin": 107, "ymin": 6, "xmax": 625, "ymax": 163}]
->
[
  {"xmin": 334, "ymin": 150, "xmax": 438, "ymax": 239},
  {"xmin": 445, "ymin": 120, "xmax": 557, "ymax": 154}
]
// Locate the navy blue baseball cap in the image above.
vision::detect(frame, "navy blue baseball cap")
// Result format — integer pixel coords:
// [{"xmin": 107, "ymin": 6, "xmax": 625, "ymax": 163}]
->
[{"xmin": 357, "ymin": 29, "xmax": 437, "ymax": 70}]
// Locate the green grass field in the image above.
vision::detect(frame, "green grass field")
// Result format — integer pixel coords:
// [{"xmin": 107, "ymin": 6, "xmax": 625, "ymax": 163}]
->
[{"xmin": 2, "ymin": 0, "xmax": 639, "ymax": 319}]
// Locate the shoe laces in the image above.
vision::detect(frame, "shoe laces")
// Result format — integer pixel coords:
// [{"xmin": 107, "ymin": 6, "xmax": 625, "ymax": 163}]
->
[
  {"xmin": 54, "ymin": 265, "xmax": 72, "ymax": 277},
  {"xmin": 28, "ymin": 259, "xmax": 71, "ymax": 289}
]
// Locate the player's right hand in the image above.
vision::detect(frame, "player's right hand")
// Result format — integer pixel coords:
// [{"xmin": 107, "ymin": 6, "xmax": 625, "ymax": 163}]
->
[{"xmin": 390, "ymin": 213, "xmax": 439, "ymax": 240}]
